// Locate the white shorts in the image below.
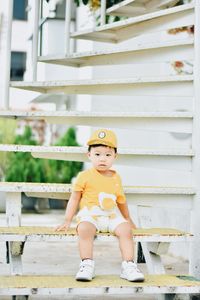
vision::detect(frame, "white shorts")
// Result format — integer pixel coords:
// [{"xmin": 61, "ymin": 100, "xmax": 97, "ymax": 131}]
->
[{"xmin": 77, "ymin": 214, "xmax": 128, "ymax": 233}]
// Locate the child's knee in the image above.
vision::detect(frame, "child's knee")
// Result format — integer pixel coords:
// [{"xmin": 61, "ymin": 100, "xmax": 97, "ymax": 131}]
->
[
  {"xmin": 115, "ymin": 222, "xmax": 132, "ymax": 238},
  {"xmin": 77, "ymin": 221, "xmax": 96, "ymax": 237}
]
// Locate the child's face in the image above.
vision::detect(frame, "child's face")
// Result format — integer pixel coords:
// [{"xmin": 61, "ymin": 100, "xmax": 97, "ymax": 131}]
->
[{"xmin": 87, "ymin": 146, "xmax": 117, "ymax": 172}]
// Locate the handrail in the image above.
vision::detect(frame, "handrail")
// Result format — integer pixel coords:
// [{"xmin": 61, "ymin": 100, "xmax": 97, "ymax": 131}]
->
[
  {"xmin": 32, "ymin": 0, "xmax": 40, "ymax": 81},
  {"xmin": 3, "ymin": 0, "xmax": 13, "ymax": 109},
  {"xmin": 65, "ymin": 0, "xmax": 72, "ymax": 55}
]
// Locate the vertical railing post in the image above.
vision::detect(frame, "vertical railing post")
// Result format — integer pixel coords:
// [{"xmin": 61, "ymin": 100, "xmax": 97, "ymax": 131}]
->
[
  {"xmin": 65, "ymin": 0, "xmax": 72, "ymax": 55},
  {"xmin": 189, "ymin": 0, "xmax": 200, "ymax": 278},
  {"xmin": 32, "ymin": 0, "xmax": 40, "ymax": 81},
  {"xmin": 3, "ymin": 0, "xmax": 13, "ymax": 109},
  {"xmin": 100, "ymin": 0, "xmax": 106, "ymax": 26}
]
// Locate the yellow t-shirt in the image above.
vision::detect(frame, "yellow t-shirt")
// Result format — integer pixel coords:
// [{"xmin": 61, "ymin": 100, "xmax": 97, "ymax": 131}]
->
[{"xmin": 73, "ymin": 167, "xmax": 126, "ymax": 211}]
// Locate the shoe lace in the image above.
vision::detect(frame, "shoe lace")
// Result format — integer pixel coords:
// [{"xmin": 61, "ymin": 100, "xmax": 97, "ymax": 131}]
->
[{"xmin": 125, "ymin": 262, "xmax": 141, "ymax": 275}]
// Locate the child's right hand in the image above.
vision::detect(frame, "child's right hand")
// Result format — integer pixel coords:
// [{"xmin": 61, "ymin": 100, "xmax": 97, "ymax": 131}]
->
[{"xmin": 54, "ymin": 221, "xmax": 70, "ymax": 232}]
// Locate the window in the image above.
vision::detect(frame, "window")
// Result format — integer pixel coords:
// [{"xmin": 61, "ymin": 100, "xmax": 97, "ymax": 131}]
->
[
  {"xmin": 10, "ymin": 52, "xmax": 27, "ymax": 81},
  {"xmin": 13, "ymin": 0, "xmax": 28, "ymax": 20}
]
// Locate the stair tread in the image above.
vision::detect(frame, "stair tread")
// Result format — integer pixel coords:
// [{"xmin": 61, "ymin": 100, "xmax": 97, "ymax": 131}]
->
[
  {"xmin": 107, "ymin": 0, "xmax": 180, "ymax": 17},
  {"xmin": 0, "ymin": 144, "xmax": 194, "ymax": 156},
  {"xmin": 0, "ymin": 110, "xmax": 193, "ymax": 118},
  {"xmin": 0, "ymin": 226, "xmax": 190, "ymax": 236},
  {"xmin": 71, "ymin": 3, "xmax": 194, "ymax": 42},
  {"xmin": 0, "ymin": 182, "xmax": 195, "ymax": 194},
  {"xmin": 10, "ymin": 75, "xmax": 193, "ymax": 95},
  {"xmin": 0, "ymin": 226, "xmax": 193, "ymax": 243},
  {"xmin": 11, "ymin": 75, "xmax": 193, "ymax": 87},
  {"xmin": 38, "ymin": 38, "xmax": 193, "ymax": 67},
  {"xmin": 0, "ymin": 274, "xmax": 199, "ymax": 293},
  {"xmin": 0, "ymin": 111, "xmax": 193, "ymax": 133}
]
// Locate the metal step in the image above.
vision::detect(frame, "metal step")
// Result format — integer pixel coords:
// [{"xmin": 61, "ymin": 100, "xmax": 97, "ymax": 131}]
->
[
  {"xmin": 0, "ymin": 182, "xmax": 195, "ymax": 200},
  {"xmin": 0, "ymin": 110, "xmax": 193, "ymax": 133},
  {"xmin": 10, "ymin": 75, "xmax": 193, "ymax": 96},
  {"xmin": 71, "ymin": 3, "xmax": 194, "ymax": 43},
  {"xmin": 38, "ymin": 39, "xmax": 193, "ymax": 67},
  {"xmin": 2, "ymin": 183, "xmax": 194, "ymax": 208},
  {"xmin": 0, "ymin": 226, "xmax": 193, "ymax": 242},
  {"xmin": 0, "ymin": 274, "xmax": 199, "ymax": 295},
  {"xmin": 107, "ymin": 0, "xmax": 180, "ymax": 17},
  {"xmin": 0, "ymin": 144, "xmax": 194, "ymax": 170}
]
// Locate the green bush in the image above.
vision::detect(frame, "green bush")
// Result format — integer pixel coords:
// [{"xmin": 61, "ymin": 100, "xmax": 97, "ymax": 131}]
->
[
  {"xmin": 5, "ymin": 126, "xmax": 83, "ymax": 183},
  {"xmin": 46, "ymin": 127, "xmax": 83, "ymax": 183},
  {"xmin": 0, "ymin": 118, "xmax": 16, "ymax": 180}
]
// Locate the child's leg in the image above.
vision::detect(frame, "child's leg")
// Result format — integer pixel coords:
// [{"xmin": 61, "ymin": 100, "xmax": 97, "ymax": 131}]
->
[
  {"xmin": 114, "ymin": 222, "xmax": 144, "ymax": 282},
  {"xmin": 114, "ymin": 222, "xmax": 134, "ymax": 261},
  {"xmin": 77, "ymin": 221, "xmax": 96, "ymax": 259}
]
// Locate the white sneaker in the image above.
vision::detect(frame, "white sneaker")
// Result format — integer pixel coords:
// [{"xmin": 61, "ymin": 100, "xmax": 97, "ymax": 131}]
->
[
  {"xmin": 76, "ymin": 259, "xmax": 95, "ymax": 281},
  {"xmin": 120, "ymin": 261, "xmax": 144, "ymax": 282}
]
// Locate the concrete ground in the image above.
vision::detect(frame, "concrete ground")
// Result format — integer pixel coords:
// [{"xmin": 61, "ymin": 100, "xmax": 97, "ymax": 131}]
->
[{"xmin": 0, "ymin": 210, "xmax": 189, "ymax": 300}]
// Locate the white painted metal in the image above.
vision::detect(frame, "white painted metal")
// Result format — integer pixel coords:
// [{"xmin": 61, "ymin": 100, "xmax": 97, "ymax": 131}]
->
[
  {"xmin": 107, "ymin": 0, "xmax": 180, "ymax": 17},
  {"xmin": 141, "ymin": 243, "xmax": 166, "ymax": 274},
  {"xmin": 138, "ymin": 205, "xmax": 167, "ymax": 274},
  {"xmin": 126, "ymin": 194, "xmax": 193, "ymax": 210},
  {"xmin": 0, "ymin": 144, "xmax": 193, "ymax": 156},
  {"xmin": 71, "ymin": 3, "xmax": 194, "ymax": 43},
  {"xmin": 107, "ymin": 0, "xmax": 147, "ymax": 17},
  {"xmin": 22, "ymin": 193, "xmax": 193, "ymax": 210},
  {"xmin": 6, "ymin": 192, "xmax": 21, "ymax": 227},
  {"xmin": 38, "ymin": 38, "xmax": 194, "ymax": 67},
  {"xmin": 0, "ymin": 182, "xmax": 194, "ymax": 194},
  {"xmin": 6, "ymin": 192, "xmax": 22, "ymax": 275},
  {"xmin": 0, "ymin": 110, "xmax": 193, "ymax": 133},
  {"xmin": 10, "ymin": 75, "xmax": 194, "ymax": 96},
  {"xmin": 0, "ymin": 275, "xmax": 200, "ymax": 296},
  {"xmin": 64, "ymin": 0, "xmax": 72, "ymax": 54},
  {"xmin": 189, "ymin": 0, "xmax": 200, "ymax": 279},
  {"xmin": 0, "ymin": 230, "xmax": 193, "ymax": 243},
  {"xmin": 147, "ymin": 242, "xmax": 170, "ymax": 256},
  {"xmin": 32, "ymin": 0, "xmax": 40, "ymax": 81},
  {"xmin": 100, "ymin": 0, "xmax": 106, "ymax": 26},
  {"xmin": 3, "ymin": 0, "xmax": 13, "ymax": 109},
  {"xmin": 0, "ymin": 144, "xmax": 193, "ymax": 170}
]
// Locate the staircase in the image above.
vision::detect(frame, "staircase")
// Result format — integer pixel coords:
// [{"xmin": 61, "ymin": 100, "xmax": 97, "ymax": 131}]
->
[{"xmin": 0, "ymin": 0, "xmax": 200, "ymax": 299}]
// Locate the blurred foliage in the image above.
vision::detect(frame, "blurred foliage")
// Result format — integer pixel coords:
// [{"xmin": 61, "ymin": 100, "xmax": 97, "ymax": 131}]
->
[
  {"xmin": 5, "ymin": 126, "xmax": 46, "ymax": 182},
  {"xmin": 5, "ymin": 126, "xmax": 83, "ymax": 183},
  {"xmin": 46, "ymin": 127, "xmax": 83, "ymax": 183},
  {"xmin": 74, "ymin": 0, "xmax": 123, "ymax": 23},
  {"xmin": 73, "ymin": 0, "xmax": 186, "ymax": 24},
  {"xmin": 0, "ymin": 118, "xmax": 17, "ymax": 180},
  {"xmin": 74, "ymin": 0, "xmax": 123, "ymax": 9}
]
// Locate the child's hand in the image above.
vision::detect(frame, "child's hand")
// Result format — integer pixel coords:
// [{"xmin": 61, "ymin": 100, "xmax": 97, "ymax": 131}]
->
[
  {"xmin": 54, "ymin": 221, "xmax": 70, "ymax": 232},
  {"xmin": 127, "ymin": 218, "xmax": 137, "ymax": 230}
]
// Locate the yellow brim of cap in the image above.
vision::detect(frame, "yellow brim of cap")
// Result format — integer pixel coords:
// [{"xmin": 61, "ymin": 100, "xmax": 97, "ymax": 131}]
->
[{"xmin": 87, "ymin": 140, "xmax": 117, "ymax": 148}]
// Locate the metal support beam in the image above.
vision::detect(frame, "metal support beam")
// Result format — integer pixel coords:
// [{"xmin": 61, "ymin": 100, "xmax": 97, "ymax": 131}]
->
[
  {"xmin": 190, "ymin": 0, "xmax": 200, "ymax": 278},
  {"xmin": 32, "ymin": 0, "xmax": 40, "ymax": 81},
  {"xmin": 141, "ymin": 242, "xmax": 166, "ymax": 274},
  {"xmin": 64, "ymin": 0, "xmax": 72, "ymax": 54},
  {"xmin": 6, "ymin": 192, "xmax": 23, "ymax": 275},
  {"xmin": 100, "ymin": 0, "xmax": 106, "ymax": 26},
  {"xmin": 3, "ymin": 0, "xmax": 13, "ymax": 109}
]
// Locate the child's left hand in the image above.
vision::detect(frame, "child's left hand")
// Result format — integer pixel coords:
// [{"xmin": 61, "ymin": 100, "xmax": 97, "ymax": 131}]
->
[{"xmin": 127, "ymin": 217, "xmax": 137, "ymax": 230}]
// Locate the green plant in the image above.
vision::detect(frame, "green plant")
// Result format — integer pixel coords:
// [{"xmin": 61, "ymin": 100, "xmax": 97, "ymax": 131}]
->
[
  {"xmin": 46, "ymin": 127, "xmax": 83, "ymax": 183},
  {"xmin": 74, "ymin": 0, "xmax": 123, "ymax": 9},
  {"xmin": 5, "ymin": 126, "xmax": 83, "ymax": 184},
  {"xmin": 74, "ymin": 0, "xmax": 122, "ymax": 23},
  {"xmin": 0, "ymin": 118, "xmax": 17, "ymax": 180},
  {"xmin": 5, "ymin": 126, "xmax": 47, "ymax": 182}
]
